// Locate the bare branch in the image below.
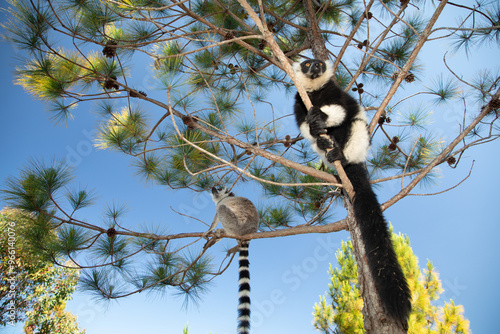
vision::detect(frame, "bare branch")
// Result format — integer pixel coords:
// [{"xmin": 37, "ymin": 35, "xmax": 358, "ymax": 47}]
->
[
  {"xmin": 368, "ymin": 0, "xmax": 449, "ymax": 134},
  {"xmin": 382, "ymin": 87, "xmax": 500, "ymax": 210}
]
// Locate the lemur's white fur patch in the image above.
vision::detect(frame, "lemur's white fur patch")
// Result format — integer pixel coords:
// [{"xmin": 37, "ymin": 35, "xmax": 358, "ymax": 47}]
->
[
  {"xmin": 300, "ymin": 122, "xmax": 330, "ymax": 166},
  {"xmin": 321, "ymin": 105, "xmax": 346, "ymax": 127},
  {"xmin": 343, "ymin": 107, "xmax": 370, "ymax": 164},
  {"xmin": 299, "ymin": 122, "xmax": 315, "ymax": 142},
  {"xmin": 293, "ymin": 60, "xmax": 334, "ymax": 92}
]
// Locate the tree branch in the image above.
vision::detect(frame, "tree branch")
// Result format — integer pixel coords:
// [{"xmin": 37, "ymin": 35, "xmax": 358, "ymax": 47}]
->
[
  {"xmin": 382, "ymin": 86, "xmax": 500, "ymax": 210},
  {"xmin": 368, "ymin": 0, "xmax": 449, "ymax": 134}
]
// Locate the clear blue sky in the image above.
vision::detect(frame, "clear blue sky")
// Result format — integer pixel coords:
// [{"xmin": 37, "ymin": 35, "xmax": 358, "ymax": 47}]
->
[{"xmin": 1, "ymin": 1, "xmax": 499, "ymax": 333}]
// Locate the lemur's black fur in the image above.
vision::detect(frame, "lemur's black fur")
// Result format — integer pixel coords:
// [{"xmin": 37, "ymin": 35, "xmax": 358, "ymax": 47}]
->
[{"xmin": 293, "ymin": 59, "xmax": 411, "ymax": 329}]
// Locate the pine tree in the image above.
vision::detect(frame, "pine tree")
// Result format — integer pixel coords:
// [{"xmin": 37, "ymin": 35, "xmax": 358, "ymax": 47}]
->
[
  {"xmin": 1, "ymin": 0, "xmax": 499, "ymax": 332},
  {"xmin": 313, "ymin": 231, "xmax": 470, "ymax": 334}
]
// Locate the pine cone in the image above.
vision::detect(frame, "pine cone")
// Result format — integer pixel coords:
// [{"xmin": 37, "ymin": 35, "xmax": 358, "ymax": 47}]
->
[
  {"xmin": 129, "ymin": 90, "xmax": 147, "ymax": 98},
  {"xmin": 106, "ymin": 227, "xmax": 116, "ymax": 237},
  {"xmin": 102, "ymin": 40, "xmax": 118, "ymax": 58},
  {"xmin": 224, "ymin": 32, "xmax": 235, "ymax": 41},
  {"xmin": 103, "ymin": 75, "xmax": 119, "ymax": 90},
  {"xmin": 405, "ymin": 72, "xmax": 415, "ymax": 83},
  {"xmin": 284, "ymin": 134, "xmax": 291, "ymax": 147},
  {"xmin": 489, "ymin": 98, "xmax": 500, "ymax": 111},
  {"xmin": 388, "ymin": 136, "xmax": 399, "ymax": 151}
]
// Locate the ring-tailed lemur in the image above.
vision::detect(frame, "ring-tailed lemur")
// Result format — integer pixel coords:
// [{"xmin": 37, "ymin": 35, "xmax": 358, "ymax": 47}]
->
[
  {"xmin": 293, "ymin": 59, "xmax": 411, "ymax": 329},
  {"xmin": 204, "ymin": 187, "xmax": 259, "ymax": 334}
]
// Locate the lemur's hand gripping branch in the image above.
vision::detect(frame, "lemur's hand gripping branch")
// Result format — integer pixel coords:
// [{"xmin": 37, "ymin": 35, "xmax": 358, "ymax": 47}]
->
[{"xmin": 294, "ymin": 79, "xmax": 355, "ymax": 199}]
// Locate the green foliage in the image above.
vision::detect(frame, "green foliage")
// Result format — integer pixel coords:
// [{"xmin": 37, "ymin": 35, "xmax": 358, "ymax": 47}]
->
[
  {"xmin": 1, "ymin": 160, "xmax": 215, "ymax": 304},
  {"xmin": 0, "ymin": 209, "xmax": 84, "ymax": 333},
  {"xmin": 153, "ymin": 41, "xmax": 185, "ymax": 74},
  {"xmin": 1, "ymin": 0, "xmax": 55, "ymax": 53},
  {"xmin": 313, "ymin": 231, "xmax": 471, "ymax": 333},
  {"xmin": 2, "ymin": 159, "xmax": 72, "ymax": 214},
  {"xmin": 450, "ymin": 3, "xmax": 500, "ymax": 55},
  {"xmin": 95, "ymin": 105, "xmax": 150, "ymax": 153},
  {"xmin": 313, "ymin": 241, "xmax": 363, "ymax": 333}
]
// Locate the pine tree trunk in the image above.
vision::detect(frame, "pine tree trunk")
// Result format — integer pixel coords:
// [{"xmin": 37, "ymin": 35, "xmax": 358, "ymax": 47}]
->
[
  {"xmin": 345, "ymin": 201, "xmax": 406, "ymax": 333},
  {"xmin": 302, "ymin": 0, "xmax": 329, "ymax": 61}
]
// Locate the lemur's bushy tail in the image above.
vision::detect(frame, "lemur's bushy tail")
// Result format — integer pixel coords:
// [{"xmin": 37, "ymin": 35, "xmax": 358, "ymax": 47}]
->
[
  {"xmin": 238, "ymin": 241, "xmax": 251, "ymax": 334},
  {"xmin": 344, "ymin": 163, "xmax": 411, "ymax": 329}
]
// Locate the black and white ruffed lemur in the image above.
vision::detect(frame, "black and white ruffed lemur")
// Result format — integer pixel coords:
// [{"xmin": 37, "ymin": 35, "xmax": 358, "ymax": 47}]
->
[
  {"xmin": 293, "ymin": 59, "xmax": 411, "ymax": 329},
  {"xmin": 204, "ymin": 187, "xmax": 259, "ymax": 334}
]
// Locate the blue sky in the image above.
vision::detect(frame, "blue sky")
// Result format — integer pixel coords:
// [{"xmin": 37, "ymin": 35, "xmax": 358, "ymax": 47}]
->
[{"xmin": 1, "ymin": 1, "xmax": 500, "ymax": 333}]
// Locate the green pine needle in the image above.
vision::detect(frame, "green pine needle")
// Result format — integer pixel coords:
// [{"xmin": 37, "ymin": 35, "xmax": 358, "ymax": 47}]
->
[
  {"xmin": 104, "ymin": 201, "xmax": 129, "ymax": 221},
  {"xmin": 427, "ymin": 75, "xmax": 459, "ymax": 104},
  {"xmin": 66, "ymin": 187, "xmax": 96, "ymax": 212},
  {"xmin": 56, "ymin": 225, "xmax": 89, "ymax": 255}
]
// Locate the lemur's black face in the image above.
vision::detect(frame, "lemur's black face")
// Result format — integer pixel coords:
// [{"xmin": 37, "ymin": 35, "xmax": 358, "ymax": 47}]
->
[
  {"xmin": 211, "ymin": 187, "xmax": 234, "ymax": 198},
  {"xmin": 299, "ymin": 59, "xmax": 327, "ymax": 79}
]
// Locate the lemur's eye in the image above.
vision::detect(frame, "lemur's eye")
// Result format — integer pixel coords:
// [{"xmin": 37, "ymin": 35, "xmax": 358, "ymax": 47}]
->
[{"xmin": 305, "ymin": 63, "xmax": 311, "ymax": 67}]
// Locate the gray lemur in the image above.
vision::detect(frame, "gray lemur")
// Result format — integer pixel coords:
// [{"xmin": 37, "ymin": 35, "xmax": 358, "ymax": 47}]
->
[
  {"xmin": 204, "ymin": 187, "xmax": 259, "ymax": 334},
  {"xmin": 293, "ymin": 59, "xmax": 411, "ymax": 329}
]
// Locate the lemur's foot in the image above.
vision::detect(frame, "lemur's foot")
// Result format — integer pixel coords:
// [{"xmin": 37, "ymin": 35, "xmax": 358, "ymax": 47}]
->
[
  {"xmin": 203, "ymin": 237, "xmax": 218, "ymax": 249},
  {"xmin": 215, "ymin": 228, "xmax": 224, "ymax": 238},
  {"xmin": 326, "ymin": 146, "xmax": 345, "ymax": 164},
  {"xmin": 316, "ymin": 136, "xmax": 334, "ymax": 151},
  {"xmin": 203, "ymin": 229, "xmax": 225, "ymax": 249},
  {"xmin": 226, "ymin": 244, "xmax": 240, "ymax": 256}
]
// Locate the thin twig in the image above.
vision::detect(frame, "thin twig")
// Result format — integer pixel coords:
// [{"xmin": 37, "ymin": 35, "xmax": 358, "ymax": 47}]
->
[{"xmin": 409, "ymin": 161, "xmax": 474, "ymax": 196}]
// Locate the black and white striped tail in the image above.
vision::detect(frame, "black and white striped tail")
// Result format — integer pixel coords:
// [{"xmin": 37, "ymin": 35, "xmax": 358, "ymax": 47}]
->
[{"xmin": 237, "ymin": 241, "xmax": 251, "ymax": 334}]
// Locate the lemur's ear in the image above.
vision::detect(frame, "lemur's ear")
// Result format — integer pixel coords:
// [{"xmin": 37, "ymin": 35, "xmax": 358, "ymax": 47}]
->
[{"xmin": 222, "ymin": 187, "xmax": 235, "ymax": 197}]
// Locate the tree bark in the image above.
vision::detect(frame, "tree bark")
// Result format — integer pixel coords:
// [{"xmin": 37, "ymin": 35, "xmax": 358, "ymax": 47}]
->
[
  {"xmin": 301, "ymin": 3, "xmax": 408, "ymax": 333},
  {"xmin": 302, "ymin": 0, "xmax": 329, "ymax": 61},
  {"xmin": 345, "ymin": 201, "xmax": 406, "ymax": 333}
]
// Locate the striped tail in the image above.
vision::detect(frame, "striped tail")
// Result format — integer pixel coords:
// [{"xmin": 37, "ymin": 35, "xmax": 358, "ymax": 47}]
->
[{"xmin": 237, "ymin": 241, "xmax": 251, "ymax": 334}]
